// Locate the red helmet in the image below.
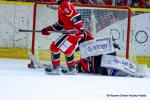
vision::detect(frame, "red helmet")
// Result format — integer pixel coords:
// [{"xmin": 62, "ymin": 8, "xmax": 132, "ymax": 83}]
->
[
  {"xmin": 57, "ymin": 0, "xmax": 70, "ymax": 4},
  {"xmin": 57, "ymin": 0, "xmax": 65, "ymax": 4}
]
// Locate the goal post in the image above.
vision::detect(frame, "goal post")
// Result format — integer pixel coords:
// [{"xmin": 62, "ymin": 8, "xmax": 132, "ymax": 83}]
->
[{"xmin": 29, "ymin": 2, "xmax": 132, "ymax": 68}]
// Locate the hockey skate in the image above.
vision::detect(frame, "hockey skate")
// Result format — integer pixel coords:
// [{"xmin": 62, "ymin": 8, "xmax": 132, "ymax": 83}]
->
[
  {"xmin": 68, "ymin": 66, "xmax": 77, "ymax": 75},
  {"xmin": 69, "ymin": 66, "xmax": 77, "ymax": 75},
  {"xmin": 45, "ymin": 66, "xmax": 61, "ymax": 75},
  {"xmin": 61, "ymin": 66, "xmax": 77, "ymax": 75}
]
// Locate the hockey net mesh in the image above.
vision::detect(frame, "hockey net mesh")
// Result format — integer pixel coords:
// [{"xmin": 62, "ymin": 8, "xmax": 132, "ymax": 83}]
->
[{"xmin": 32, "ymin": 2, "xmax": 133, "ymax": 64}]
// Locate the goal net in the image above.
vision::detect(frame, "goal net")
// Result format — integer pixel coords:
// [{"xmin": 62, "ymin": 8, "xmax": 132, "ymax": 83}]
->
[{"xmin": 30, "ymin": 2, "xmax": 133, "ymax": 67}]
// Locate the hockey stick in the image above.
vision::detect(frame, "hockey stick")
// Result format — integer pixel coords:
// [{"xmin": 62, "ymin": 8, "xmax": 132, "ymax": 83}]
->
[
  {"xmin": 28, "ymin": 51, "xmax": 74, "ymax": 74},
  {"xmin": 19, "ymin": 29, "xmax": 76, "ymax": 34},
  {"xmin": 28, "ymin": 51, "xmax": 52, "ymax": 68},
  {"xmin": 28, "ymin": 52, "xmax": 66, "ymax": 68}
]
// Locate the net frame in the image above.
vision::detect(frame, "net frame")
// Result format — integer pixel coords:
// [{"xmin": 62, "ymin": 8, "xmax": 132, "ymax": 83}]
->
[{"xmin": 29, "ymin": 2, "xmax": 132, "ymax": 68}]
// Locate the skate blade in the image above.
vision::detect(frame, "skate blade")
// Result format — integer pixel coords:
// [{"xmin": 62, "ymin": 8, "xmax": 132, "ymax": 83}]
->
[
  {"xmin": 45, "ymin": 71, "xmax": 62, "ymax": 75},
  {"xmin": 63, "ymin": 71, "xmax": 77, "ymax": 75}
]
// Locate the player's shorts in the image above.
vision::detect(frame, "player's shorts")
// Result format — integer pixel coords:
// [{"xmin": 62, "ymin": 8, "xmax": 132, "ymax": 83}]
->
[{"xmin": 54, "ymin": 34, "xmax": 79, "ymax": 55}]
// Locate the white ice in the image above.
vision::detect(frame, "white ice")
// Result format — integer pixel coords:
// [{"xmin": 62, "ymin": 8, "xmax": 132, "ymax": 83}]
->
[{"xmin": 0, "ymin": 58, "xmax": 150, "ymax": 100}]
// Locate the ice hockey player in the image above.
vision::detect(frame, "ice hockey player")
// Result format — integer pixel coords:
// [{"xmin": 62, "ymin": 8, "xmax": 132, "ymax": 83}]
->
[{"xmin": 41, "ymin": 0, "xmax": 93, "ymax": 75}]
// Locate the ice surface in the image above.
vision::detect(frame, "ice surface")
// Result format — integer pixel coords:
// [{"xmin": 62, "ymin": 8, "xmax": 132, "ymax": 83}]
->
[{"xmin": 0, "ymin": 58, "xmax": 150, "ymax": 100}]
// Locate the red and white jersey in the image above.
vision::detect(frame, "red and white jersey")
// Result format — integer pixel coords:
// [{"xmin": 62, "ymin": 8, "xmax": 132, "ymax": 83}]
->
[{"xmin": 58, "ymin": 1, "xmax": 83, "ymax": 30}]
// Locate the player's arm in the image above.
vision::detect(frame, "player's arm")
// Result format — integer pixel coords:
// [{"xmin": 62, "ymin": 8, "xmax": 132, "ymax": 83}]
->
[{"xmin": 70, "ymin": 11, "xmax": 88, "ymax": 40}]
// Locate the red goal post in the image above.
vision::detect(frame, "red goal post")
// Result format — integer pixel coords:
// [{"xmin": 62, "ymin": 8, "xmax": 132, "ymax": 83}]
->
[{"xmin": 29, "ymin": 2, "xmax": 132, "ymax": 68}]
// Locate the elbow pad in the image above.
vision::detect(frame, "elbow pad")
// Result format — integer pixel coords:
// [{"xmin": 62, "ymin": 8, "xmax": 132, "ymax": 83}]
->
[
  {"xmin": 71, "ymin": 14, "xmax": 83, "ymax": 30},
  {"xmin": 52, "ymin": 22, "xmax": 63, "ymax": 31}
]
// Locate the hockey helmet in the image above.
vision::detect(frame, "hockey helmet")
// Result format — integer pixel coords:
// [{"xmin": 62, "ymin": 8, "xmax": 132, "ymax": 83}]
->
[{"xmin": 56, "ymin": 0, "xmax": 69, "ymax": 4}]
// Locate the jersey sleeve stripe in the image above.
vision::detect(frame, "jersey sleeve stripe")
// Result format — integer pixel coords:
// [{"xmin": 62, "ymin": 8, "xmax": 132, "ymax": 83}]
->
[
  {"xmin": 52, "ymin": 22, "xmax": 63, "ymax": 31},
  {"xmin": 71, "ymin": 14, "xmax": 82, "ymax": 24}
]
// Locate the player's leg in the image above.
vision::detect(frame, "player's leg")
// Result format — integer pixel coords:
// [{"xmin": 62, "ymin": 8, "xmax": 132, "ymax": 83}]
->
[
  {"xmin": 65, "ymin": 53, "xmax": 77, "ymax": 74},
  {"xmin": 54, "ymin": 34, "xmax": 79, "ymax": 74},
  {"xmin": 45, "ymin": 42, "xmax": 61, "ymax": 75}
]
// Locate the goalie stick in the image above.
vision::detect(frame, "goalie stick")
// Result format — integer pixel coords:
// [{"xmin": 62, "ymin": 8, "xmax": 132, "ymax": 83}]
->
[
  {"xmin": 19, "ymin": 29, "xmax": 76, "ymax": 34},
  {"xmin": 28, "ymin": 52, "xmax": 52, "ymax": 68},
  {"xmin": 28, "ymin": 52, "xmax": 75, "ymax": 75},
  {"xmin": 28, "ymin": 52, "xmax": 67, "ymax": 69}
]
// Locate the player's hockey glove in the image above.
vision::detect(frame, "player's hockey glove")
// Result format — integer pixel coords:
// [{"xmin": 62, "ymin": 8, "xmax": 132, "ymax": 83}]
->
[
  {"xmin": 76, "ymin": 29, "xmax": 88, "ymax": 45},
  {"xmin": 80, "ymin": 29, "xmax": 87, "ymax": 40},
  {"xmin": 41, "ymin": 26, "xmax": 54, "ymax": 35}
]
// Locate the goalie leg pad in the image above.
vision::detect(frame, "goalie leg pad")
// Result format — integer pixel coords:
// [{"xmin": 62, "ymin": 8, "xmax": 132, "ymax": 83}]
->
[
  {"xmin": 101, "ymin": 55, "xmax": 146, "ymax": 77},
  {"xmin": 107, "ymin": 68, "xmax": 128, "ymax": 76}
]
